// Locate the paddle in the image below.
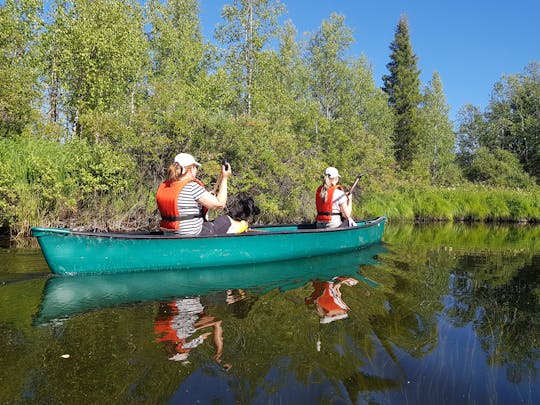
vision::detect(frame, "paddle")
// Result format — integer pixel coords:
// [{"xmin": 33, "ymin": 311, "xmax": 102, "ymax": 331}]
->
[{"xmin": 346, "ymin": 173, "xmax": 365, "ymax": 197}]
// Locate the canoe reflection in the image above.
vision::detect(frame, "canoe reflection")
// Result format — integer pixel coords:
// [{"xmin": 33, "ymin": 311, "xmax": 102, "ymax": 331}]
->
[{"xmin": 34, "ymin": 244, "xmax": 386, "ymax": 325}]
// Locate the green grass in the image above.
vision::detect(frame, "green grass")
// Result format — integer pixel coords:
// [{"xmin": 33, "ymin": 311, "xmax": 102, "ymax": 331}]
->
[{"xmin": 358, "ymin": 185, "xmax": 540, "ymax": 223}]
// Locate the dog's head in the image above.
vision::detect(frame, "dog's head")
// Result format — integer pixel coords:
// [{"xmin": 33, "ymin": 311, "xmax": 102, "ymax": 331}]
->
[{"xmin": 227, "ymin": 195, "xmax": 260, "ymax": 221}]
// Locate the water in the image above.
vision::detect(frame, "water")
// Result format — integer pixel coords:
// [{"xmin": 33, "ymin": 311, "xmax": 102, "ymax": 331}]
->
[{"xmin": 1, "ymin": 223, "xmax": 539, "ymax": 404}]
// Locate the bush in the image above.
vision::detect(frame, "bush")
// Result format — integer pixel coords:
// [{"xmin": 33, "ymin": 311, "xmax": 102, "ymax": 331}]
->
[
  {"xmin": 0, "ymin": 136, "xmax": 137, "ymax": 235},
  {"xmin": 465, "ymin": 147, "xmax": 535, "ymax": 188}
]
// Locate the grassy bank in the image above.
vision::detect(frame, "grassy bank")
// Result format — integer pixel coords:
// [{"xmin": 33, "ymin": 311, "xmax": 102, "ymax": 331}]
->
[
  {"xmin": 358, "ymin": 186, "xmax": 540, "ymax": 223},
  {"xmin": 2, "ymin": 137, "xmax": 540, "ymax": 243}
]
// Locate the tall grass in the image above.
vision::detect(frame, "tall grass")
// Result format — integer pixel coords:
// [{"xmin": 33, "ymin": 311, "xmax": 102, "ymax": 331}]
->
[
  {"xmin": 357, "ymin": 185, "xmax": 540, "ymax": 223},
  {"xmin": 1, "ymin": 136, "xmax": 151, "ymax": 240}
]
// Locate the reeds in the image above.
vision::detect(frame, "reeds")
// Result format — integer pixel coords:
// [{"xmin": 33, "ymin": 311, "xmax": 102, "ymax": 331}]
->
[{"xmin": 358, "ymin": 185, "xmax": 540, "ymax": 223}]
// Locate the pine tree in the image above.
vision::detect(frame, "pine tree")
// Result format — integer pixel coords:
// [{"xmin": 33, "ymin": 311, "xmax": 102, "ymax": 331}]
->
[{"xmin": 382, "ymin": 15, "xmax": 422, "ymax": 170}]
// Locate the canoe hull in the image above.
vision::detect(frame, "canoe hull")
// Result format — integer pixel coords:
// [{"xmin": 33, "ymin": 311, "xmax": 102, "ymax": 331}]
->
[{"xmin": 31, "ymin": 216, "xmax": 386, "ymax": 275}]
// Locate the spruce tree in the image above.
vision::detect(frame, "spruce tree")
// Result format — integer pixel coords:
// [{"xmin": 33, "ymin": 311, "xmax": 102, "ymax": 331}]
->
[{"xmin": 382, "ymin": 15, "xmax": 422, "ymax": 170}]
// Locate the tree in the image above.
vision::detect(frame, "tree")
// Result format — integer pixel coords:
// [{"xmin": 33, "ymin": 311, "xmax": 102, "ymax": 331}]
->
[
  {"xmin": 306, "ymin": 13, "xmax": 353, "ymax": 121},
  {"xmin": 465, "ymin": 147, "xmax": 535, "ymax": 188},
  {"xmin": 414, "ymin": 72, "xmax": 459, "ymax": 185},
  {"xmin": 147, "ymin": 0, "xmax": 205, "ymax": 81},
  {"xmin": 484, "ymin": 62, "xmax": 540, "ymax": 180},
  {"xmin": 382, "ymin": 14, "xmax": 422, "ymax": 170},
  {"xmin": 44, "ymin": 0, "xmax": 149, "ymax": 139},
  {"xmin": 336, "ymin": 57, "xmax": 396, "ymax": 189},
  {"xmin": 456, "ymin": 103, "xmax": 488, "ymax": 168},
  {"xmin": 214, "ymin": 0, "xmax": 284, "ymax": 116},
  {"xmin": 0, "ymin": 0, "xmax": 42, "ymax": 136},
  {"xmin": 145, "ymin": 0, "xmax": 209, "ymax": 155}
]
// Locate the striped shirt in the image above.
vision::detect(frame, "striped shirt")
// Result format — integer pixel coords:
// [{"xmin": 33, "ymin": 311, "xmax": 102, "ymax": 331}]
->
[{"xmin": 176, "ymin": 181, "xmax": 207, "ymax": 235}]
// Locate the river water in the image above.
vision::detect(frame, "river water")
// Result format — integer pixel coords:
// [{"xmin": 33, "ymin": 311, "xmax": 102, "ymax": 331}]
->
[{"xmin": 1, "ymin": 223, "xmax": 539, "ymax": 404}]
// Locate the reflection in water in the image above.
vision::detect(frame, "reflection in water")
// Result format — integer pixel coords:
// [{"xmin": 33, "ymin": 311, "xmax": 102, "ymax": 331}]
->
[
  {"xmin": 305, "ymin": 277, "xmax": 359, "ymax": 324},
  {"xmin": 34, "ymin": 244, "xmax": 384, "ymax": 325},
  {"xmin": 2, "ymin": 227, "xmax": 540, "ymax": 404},
  {"xmin": 154, "ymin": 289, "xmax": 252, "ymax": 369},
  {"xmin": 155, "ymin": 298, "xmax": 231, "ymax": 369}
]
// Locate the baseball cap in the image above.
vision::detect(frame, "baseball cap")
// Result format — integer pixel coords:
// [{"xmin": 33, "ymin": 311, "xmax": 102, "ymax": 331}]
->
[
  {"xmin": 324, "ymin": 167, "xmax": 340, "ymax": 179},
  {"xmin": 174, "ymin": 153, "xmax": 201, "ymax": 168}
]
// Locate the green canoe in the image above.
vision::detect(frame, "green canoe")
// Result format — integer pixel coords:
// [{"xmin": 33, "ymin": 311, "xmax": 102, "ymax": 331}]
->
[
  {"xmin": 34, "ymin": 243, "xmax": 386, "ymax": 325},
  {"xmin": 31, "ymin": 216, "xmax": 386, "ymax": 276}
]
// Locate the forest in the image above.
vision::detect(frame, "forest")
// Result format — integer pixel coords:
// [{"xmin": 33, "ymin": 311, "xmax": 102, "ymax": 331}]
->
[{"xmin": 1, "ymin": 0, "xmax": 539, "ymax": 239}]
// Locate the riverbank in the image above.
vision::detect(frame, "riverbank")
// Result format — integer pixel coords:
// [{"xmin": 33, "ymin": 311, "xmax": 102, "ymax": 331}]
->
[
  {"xmin": 5, "ymin": 184, "xmax": 539, "ymax": 246},
  {"xmin": 359, "ymin": 185, "xmax": 540, "ymax": 224}
]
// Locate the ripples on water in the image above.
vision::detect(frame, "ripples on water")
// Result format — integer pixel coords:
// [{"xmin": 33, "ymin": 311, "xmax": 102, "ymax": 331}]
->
[{"xmin": 0, "ymin": 224, "xmax": 539, "ymax": 404}]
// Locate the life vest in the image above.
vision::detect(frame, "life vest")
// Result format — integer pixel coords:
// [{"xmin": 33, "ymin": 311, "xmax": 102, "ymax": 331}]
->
[
  {"xmin": 315, "ymin": 185, "xmax": 344, "ymax": 222},
  {"xmin": 156, "ymin": 178, "xmax": 207, "ymax": 230},
  {"xmin": 305, "ymin": 280, "xmax": 349, "ymax": 313}
]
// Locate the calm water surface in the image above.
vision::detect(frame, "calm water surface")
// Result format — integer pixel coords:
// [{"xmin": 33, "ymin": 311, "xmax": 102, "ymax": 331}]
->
[{"xmin": 1, "ymin": 223, "xmax": 539, "ymax": 404}]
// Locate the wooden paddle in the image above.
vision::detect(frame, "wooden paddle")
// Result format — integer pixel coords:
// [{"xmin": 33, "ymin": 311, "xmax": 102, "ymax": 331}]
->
[{"xmin": 346, "ymin": 173, "xmax": 365, "ymax": 197}]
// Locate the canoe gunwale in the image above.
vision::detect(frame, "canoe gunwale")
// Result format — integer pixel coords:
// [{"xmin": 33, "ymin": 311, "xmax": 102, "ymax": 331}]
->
[{"xmin": 32, "ymin": 216, "xmax": 386, "ymax": 240}]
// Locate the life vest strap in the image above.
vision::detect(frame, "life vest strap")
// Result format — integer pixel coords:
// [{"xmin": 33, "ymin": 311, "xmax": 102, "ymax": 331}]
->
[
  {"xmin": 161, "ymin": 214, "xmax": 204, "ymax": 221},
  {"xmin": 317, "ymin": 212, "xmax": 342, "ymax": 216}
]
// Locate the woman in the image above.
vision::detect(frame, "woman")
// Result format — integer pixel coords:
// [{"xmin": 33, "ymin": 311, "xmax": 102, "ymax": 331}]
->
[
  {"xmin": 156, "ymin": 153, "xmax": 247, "ymax": 235},
  {"xmin": 315, "ymin": 167, "xmax": 355, "ymax": 228}
]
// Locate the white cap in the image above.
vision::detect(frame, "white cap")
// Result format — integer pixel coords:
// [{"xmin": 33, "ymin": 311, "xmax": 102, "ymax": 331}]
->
[
  {"xmin": 168, "ymin": 352, "xmax": 189, "ymax": 362},
  {"xmin": 320, "ymin": 313, "xmax": 348, "ymax": 324},
  {"xmin": 324, "ymin": 167, "xmax": 340, "ymax": 179},
  {"xmin": 174, "ymin": 153, "xmax": 201, "ymax": 169}
]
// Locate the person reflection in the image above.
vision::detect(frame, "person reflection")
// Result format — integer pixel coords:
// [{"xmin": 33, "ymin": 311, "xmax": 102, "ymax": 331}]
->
[
  {"xmin": 305, "ymin": 276, "xmax": 359, "ymax": 324},
  {"xmin": 154, "ymin": 297, "xmax": 231, "ymax": 369}
]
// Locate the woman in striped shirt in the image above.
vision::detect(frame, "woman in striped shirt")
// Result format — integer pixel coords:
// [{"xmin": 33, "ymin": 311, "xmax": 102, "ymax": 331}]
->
[{"xmin": 157, "ymin": 153, "xmax": 246, "ymax": 235}]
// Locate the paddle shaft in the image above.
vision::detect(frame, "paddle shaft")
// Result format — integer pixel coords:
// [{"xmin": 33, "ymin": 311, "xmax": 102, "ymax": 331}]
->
[{"xmin": 347, "ymin": 174, "xmax": 365, "ymax": 196}]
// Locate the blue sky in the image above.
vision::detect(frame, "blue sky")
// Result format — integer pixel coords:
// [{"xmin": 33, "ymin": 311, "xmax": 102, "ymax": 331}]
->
[{"xmin": 199, "ymin": 0, "xmax": 540, "ymax": 122}]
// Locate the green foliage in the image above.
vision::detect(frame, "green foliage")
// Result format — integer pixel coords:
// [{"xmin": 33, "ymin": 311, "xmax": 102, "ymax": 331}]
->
[
  {"xmin": 147, "ymin": 0, "xmax": 205, "ymax": 80},
  {"xmin": 382, "ymin": 15, "xmax": 422, "ymax": 170},
  {"xmin": 413, "ymin": 72, "xmax": 460, "ymax": 186},
  {"xmin": 306, "ymin": 13, "xmax": 353, "ymax": 120},
  {"xmin": 215, "ymin": 0, "xmax": 285, "ymax": 115},
  {"xmin": 0, "ymin": 135, "xmax": 137, "ymax": 233},
  {"xmin": 457, "ymin": 62, "xmax": 540, "ymax": 183},
  {"xmin": 0, "ymin": 0, "xmax": 42, "ymax": 136},
  {"xmin": 465, "ymin": 147, "xmax": 536, "ymax": 188},
  {"xmin": 44, "ymin": 0, "xmax": 149, "ymax": 136},
  {"xmin": 486, "ymin": 62, "xmax": 540, "ymax": 179},
  {"xmin": 1, "ymin": 1, "xmax": 539, "ymax": 237}
]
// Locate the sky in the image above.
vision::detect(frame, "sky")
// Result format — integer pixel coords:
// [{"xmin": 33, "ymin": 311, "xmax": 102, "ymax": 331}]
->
[{"xmin": 199, "ymin": 0, "xmax": 540, "ymax": 122}]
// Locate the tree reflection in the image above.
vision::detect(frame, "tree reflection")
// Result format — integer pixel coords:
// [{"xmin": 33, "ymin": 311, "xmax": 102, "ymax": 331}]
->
[{"xmin": 446, "ymin": 254, "xmax": 540, "ymax": 383}]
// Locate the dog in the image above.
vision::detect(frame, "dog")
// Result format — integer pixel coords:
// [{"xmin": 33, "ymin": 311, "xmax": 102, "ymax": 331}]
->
[{"xmin": 227, "ymin": 195, "xmax": 260, "ymax": 221}]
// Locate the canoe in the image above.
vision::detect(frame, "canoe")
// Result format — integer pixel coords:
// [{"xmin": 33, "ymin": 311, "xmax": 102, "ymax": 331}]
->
[
  {"xmin": 31, "ymin": 216, "xmax": 386, "ymax": 276},
  {"xmin": 34, "ymin": 243, "xmax": 386, "ymax": 325}
]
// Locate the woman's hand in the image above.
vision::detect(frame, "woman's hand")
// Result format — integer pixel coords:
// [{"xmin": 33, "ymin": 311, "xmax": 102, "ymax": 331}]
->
[{"xmin": 221, "ymin": 162, "xmax": 232, "ymax": 179}]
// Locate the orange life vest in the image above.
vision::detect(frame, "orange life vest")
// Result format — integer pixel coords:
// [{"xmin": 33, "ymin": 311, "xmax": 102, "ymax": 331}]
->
[
  {"xmin": 315, "ymin": 185, "xmax": 344, "ymax": 222},
  {"xmin": 156, "ymin": 178, "xmax": 206, "ymax": 231}
]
